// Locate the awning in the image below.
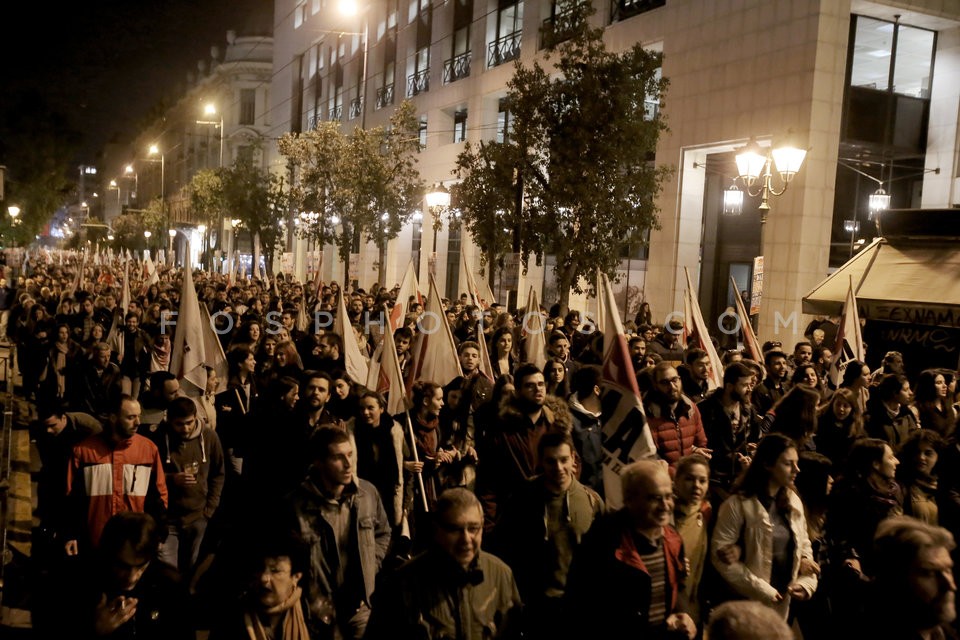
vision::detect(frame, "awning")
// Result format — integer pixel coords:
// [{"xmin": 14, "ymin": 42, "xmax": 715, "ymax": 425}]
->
[{"xmin": 802, "ymin": 238, "xmax": 960, "ymax": 328}]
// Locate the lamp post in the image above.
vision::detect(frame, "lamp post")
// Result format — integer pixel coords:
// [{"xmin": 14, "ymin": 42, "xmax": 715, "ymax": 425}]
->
[
  {"xmin": 197, "ymin": 103, "xmax": 225, "ymax": 167},
  {"xmin": 338, "ymin": 0, "xmax": 369, "ymax": 129},
  {"xmin": 7, "ymin": 206, "xmax": 20, "ymax": 249},
  {"xmin": 144, "ymin": 229, "xmax": 152, "ymax": 252},
  {"xmin": 148, "ymin": 144, "xmax": 165, "ymax": 201},
  {"xmin": 425, "ymin": 183, "xmax": 451, "ymax": 277},
  {"xmin": 124, "ymin": 164, "xmax": 139, "ymax": 202},
  {"xmin": 731, "ymin": 134, "xmax": 806, "ymax": 324},
  {"xmin": 168, "ymin": 228, "xmax": 177, "ymax": 265}
]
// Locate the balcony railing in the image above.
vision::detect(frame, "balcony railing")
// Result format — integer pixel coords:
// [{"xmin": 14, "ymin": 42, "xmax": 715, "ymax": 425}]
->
[
  {"xmin": 610, "ymin": 0, "xmax": 666, "ymax": 23},
  {"xmin": 488, "ymin": 30, "xmax": 522, "ymax": 68},
  {"xmin": 329, "ymin": 104, "xmax": 343, "ymax": 121},
  {"xmin": 443, "ymin": 51, "xmax": 472, "ymax": 84},
  {"xmin": 407, "ymin": 69, "xmax": 430, "ymax": 97},
  {"xmin": 349, "ymin": 96, "xmax": 364, "ymax": 120},
  {"xmin": 541, "ymin": 6, "xmax": 584, "ymax": 49},
  {"xmin": 376, "ymin": 84, "xmax": 394, "ymax": 110}
]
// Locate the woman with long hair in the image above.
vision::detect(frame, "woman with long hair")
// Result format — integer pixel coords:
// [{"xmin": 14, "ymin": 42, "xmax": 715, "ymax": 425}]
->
[
  {"xmin": 254, "ymin": 334, "xmax": 278, "ymax": 389},
  {"xmin": 352, "ymin": 391, "xmax": 405, "ymax": 530},
  {"xmin": 896, "ymin": 429, "xmax": 944, "ymax": 525},
  {"xmin": 271, "ymin": 340, "xmax": 304, "ymax": 382},
  {"xmin": 328, "ymin": 369, "xmax": 359, "ymax": 421},
  {"xmin": 826, "ymin": 437, "xmax": 903, "ymax": 632},
  {"xmin": 710, "ymin": 433, "xmax": 817, "ymax": 618},
  {"xmin": 838, "ymin": 359, "xmax": 871, "ymax": 412},
  {"xmin": 543, "ymin": 357, "xmax": 570, "ymax": 399},
  {"xmin": 763, "ymin": 385, "xmax": 820, "ymax": 450},
  {"xmin": 40, "ymin": 323, "xmax": 83, "ymax": 403},
  {"xmin": 230, "ymin": 319, "xmax": 263, "ymax": 353},
  {"xmin": 815, "ymin": 388, "xmax": 865, "ymax": 465},
  {"xmin": 914, "ymin": 368, "xmax": 957, "ymax": 440},
  {"xmin": 790, "ymin": 364, "xmax": 820, "ymax": 394},
  {"xmin": 488, "ymin": 326, "xmax": 517, "ymax": 379},
  {"xmin": 409, "ymin": 381, "xmax": 455, "ymax": 519}
]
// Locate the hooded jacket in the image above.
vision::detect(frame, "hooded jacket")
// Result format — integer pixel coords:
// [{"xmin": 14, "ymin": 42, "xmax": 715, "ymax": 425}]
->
[{"xmin": 146, "ymin": 419, "xmax": 225, "ymax": 525}]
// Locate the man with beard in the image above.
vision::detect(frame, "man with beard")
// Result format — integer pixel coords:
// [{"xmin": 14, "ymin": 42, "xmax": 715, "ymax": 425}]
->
[
  {"xmin": 861, "ymin": 517, "xmax": 957, "ymax": 638},
  {"xmin": 365, "ymin": 488, "xmax": 522, "ymax": 639},
  {"xmin": 697, "ymin": 362, "xmax": 761, "ymax": 504},
  {"xmin": 644, "ymin": 363, "xmax": 710, "ymax": 469},
  {"xmin": 63, "ymin": 394, "xmax": 168, "ymax": 555},
  {"xmin": 629, "ymin": 336, "xmax": 647, "ymax": 372},
  {"xmin": 565, "ymin": 460, "xmax": 697, "ymax": 638},
  {"xmin": 495, "ymin": 433, "xmax": 603, "ymax": 639},
  {"xmin": 477, "ymin": 363, "xmax": 573, "ymax": 531},
  {"xmin": 752, "ymin": 349, "xmax": 790, "ymax": 417}
]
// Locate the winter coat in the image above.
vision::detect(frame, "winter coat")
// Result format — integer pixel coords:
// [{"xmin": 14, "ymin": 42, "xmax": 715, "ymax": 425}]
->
[{"xmin": 644, "ymin": 393, "xmax": 707, "ymax": 468}]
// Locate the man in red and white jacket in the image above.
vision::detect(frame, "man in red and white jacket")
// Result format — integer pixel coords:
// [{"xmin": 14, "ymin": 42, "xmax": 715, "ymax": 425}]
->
[{"xmin": 63, "ymin": 394, "xmax": 168, "ymax": 555}]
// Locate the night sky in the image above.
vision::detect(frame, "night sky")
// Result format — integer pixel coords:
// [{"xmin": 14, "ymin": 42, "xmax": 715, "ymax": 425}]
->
[{"xmin": 2, "ymin": 0, "xmax": 273, "ymax": 165}]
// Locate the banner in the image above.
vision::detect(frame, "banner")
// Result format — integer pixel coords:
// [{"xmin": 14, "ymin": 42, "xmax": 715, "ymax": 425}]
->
[{"xmin": 597, "ymin": 272, "xmax": 657, "ymax": 509}]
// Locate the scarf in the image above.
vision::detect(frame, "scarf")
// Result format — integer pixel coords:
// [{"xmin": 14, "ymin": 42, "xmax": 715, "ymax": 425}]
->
[
  {"xmin": 244, "ymin": 586, "xmax": 309, "ymax": 640},
  {"xmin": 414, "ymin": 414, "xmax": 440, "ymax": 457},
  {"xmin": 151, "ymin": 341, "xmax": 170, "ymax": 371}
]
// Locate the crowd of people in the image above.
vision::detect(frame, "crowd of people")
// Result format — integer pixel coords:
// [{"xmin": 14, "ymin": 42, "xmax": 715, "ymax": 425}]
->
[{"xmin": 4, "ymin": 251, "xmax": 959, "ymax": 639}]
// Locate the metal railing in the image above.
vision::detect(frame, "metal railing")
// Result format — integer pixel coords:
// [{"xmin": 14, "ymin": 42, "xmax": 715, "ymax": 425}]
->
[
  {"xmin": 610, "ymin": 0, "xmax": 666, "ymax": 23},
  {"xmin": 329, "ymin": 104, "xmax": 343, "ymax": 121},
  {"xmin": 407, "ymin": 69, "xmax": 430, "ymax": 97},
  {"xmin": 376, "ymin": 84, "xmax": 395, "ymax": 110},
  {"xmin": 487, "ymin": 31, "xmax": 522, "ymax": 68},
  {"xmin": 349, "ymin": 96, "xmax": 364, "ymax": 120},
  {"xmin": 541, "ymin": 7, "xmax": 583, "ymax": 49},
  {"xmin": 443, "ymin": 51, "xmax": 472, "ymax": 84}
]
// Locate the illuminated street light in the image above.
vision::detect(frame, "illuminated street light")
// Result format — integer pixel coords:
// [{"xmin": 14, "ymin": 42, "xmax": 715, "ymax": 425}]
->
[
  {"xmin": 197, "ymin": 103, "xmax": 225, "ymax": 167},
  {"xmin": 148, "ymin": 144, "xmax": 165, "ymax": 201}
]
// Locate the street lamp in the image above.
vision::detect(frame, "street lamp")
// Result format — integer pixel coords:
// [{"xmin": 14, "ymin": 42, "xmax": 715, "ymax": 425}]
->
[
  {"xmin": 148, "ymin": 144, "xmax": 165, "ymax": 201},
  {"xmin": 124, "ymin": 164, "xmax": 139, "ymax": 201},
  {"xmin": 197, "ymin": 103, "xmax": 225, "ymax": 167},
  {"xmin": 425, "ymin": 183, "xmax": 451, "ymax": 276},
  {"xmin": 168, "ymin": 228, "xmax": 177, "ymax": 264},
  {"xmin": 338, "ymin": 0, "xmax": 370, "ymax": 128}
]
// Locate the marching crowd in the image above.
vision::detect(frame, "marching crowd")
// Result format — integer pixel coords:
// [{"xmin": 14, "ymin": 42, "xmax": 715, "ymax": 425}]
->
[{"xmin": 4, "ymin": 252, "xmax": 959, "ymax": 639}]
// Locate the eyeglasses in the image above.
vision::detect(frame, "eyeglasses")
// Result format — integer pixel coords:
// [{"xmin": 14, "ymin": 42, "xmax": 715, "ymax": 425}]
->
[{"xmin": 656, "ymin": 376, "xmax": 681, "ymax": 386}]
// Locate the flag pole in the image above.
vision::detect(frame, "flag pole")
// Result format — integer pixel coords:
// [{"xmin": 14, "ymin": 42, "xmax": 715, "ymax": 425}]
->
[{"xmin": 404, "ymin": 410, "xmax": 430, "ymax": 513}]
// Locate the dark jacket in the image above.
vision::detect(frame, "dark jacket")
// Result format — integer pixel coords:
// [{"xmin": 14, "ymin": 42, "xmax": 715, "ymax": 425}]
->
[
  {"xmin": 864, "ymin": 397, "xmax": 920, "ymax": 449},
  {"xmin": 477, "ymin": 395, "xmax": 573, "ymax": 530},
  {"xmin": 568, "ymin": 398, "xmax": 605, "ymax": 496},
  {"xmin": 697, "ymin": 391, "xmax": 761, "ymax": 498},
  {"xmin": 495, "ymin": 475, "xmax": 603, "ymax": 601},
  {"xmin": 144, "ymin": 422, "xmax": 225, "ymax": 525},
  {"xmin": 565, "ymin": 511, "xmax": 687, "ymax": 637},
  {"xmin": 365, "ymin": 549, "xmax": 522, "ymax": 640},
  {"xmin": 752, "ymin": 377, "xmax": 788, "ymax": 418}
]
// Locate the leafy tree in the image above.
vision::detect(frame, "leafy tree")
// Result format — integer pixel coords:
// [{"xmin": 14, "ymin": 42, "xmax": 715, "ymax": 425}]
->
[
  {"xmin": 454, "ymin": 3, "xmax": 669, "ymax": 314},
  {"xmin": 219, "ymin": 153, "xmax": 288, "ymax": 276},
  {"xmin": 189, "ymin": 169, "xmax": 227, "ymax": 255},
  {"xmin": 111, "ymin": 211, "xmax": 146, "ymax": 250},
  {"xmin": 453, "ymin": 141, "xmax": 524, "ymax": 290},
  {"xmin": 278, "ymin": 101, "xmax": 423, "ymax": 286}
]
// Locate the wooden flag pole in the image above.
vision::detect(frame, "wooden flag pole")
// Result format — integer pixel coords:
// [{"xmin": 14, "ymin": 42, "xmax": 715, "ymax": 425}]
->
[{"xmin": 404, "ymin": 410, "xmax": 430, "ymax": 513}]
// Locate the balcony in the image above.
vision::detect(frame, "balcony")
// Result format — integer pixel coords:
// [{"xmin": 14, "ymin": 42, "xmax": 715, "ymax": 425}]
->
[
  {"xmin": 349, "ymin": 96, "xmax": 364, "ymax": 120},
  {"xmin": 541, "ymin": 7, "xmax": 583, "ymax": 49},
  {"xmin": 488, "ymin": 30, "xmax": 522, "ymax": 68},
  {"xmin": 407, "ymin": 69, "xmax": 430, "ymax": 97},
  {"xmin": 376, "ymin": 84, "xmax": 394, "ymax": 110},
  {"xmin": 329, "ymin": 104, "xmax": 343, "ymax": 121},
  {"xmin": 610, "ymin": 0, "xmax": 666, "ymax": 23},
  {"xmin": 443, "ymin": 51, "xmax": 472, "ymax": 84}
]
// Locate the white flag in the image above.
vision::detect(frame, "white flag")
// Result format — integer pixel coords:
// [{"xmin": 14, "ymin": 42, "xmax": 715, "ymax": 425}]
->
[
  {"xmin": 406, "ymin": 274, "xmax": 463, "ymax": 392},
  {"xmin": 828, "ymin": 276, "xmax": 864, "ymax": 388},
  {"xmin": 335, "ymin": 288, "xmax": 370, "ymax": 386},
  {"xmin": 598, "ymin": 272, "xmax": 656, "ymax": 508},
  {"xmin": 683, "ymin": 267, "xmax": 723, "ymax": 390},
  {"xmin": 521, "ymin": 286, "xmax": 547, "ymax": 369},
  {"xmin": 170, "ymin": 248, "xmax": 208, "ymax": 394}
]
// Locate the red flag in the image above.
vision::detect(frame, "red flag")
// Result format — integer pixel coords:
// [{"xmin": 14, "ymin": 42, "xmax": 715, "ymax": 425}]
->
[
  {"xmin": 406, "ymin": 274, "xmax": 463, "ymax": 394},
  {"xmin": 730, "ymin": 275, "xmax": 762, "ymax": 363},
  {"xmin": 521, "ymin": 286, "xmax": 547, "ymax": 369},
  {"xmin": 828, "ymin": 276, "xmax": 864, "ymax": 388},
  {"xmin": 683, "ymin": 267, "xmax": 723, "ymax": 390},
  {"xmin": 597, "ymin": 272, "xmax": 656, "ymax": 509}
]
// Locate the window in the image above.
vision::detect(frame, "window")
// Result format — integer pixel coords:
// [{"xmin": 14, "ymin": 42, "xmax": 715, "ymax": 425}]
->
[
  {"xmin": 408, "ymin": 47, "xmax": 430, "ymax": 97},
  {"xmin": 445, "ymin": 26, "xmax": 471, "ymax": 83},
  {"xmin": 419, "ymin": 116, "xmax": 428, "ymax": 148},
  {"xmin": 489, "ymin": 1, "xmax": 523, "ymax": 67},
  {"xmin": 610, "ymin": 0, "xmax": 666, "ymax": 24},
  {"xmin": 644, "ymin": 66, "xmax": 661, "ymax": 121},
  {"xmin": 294, "ymin": 1, "xmax": 307, "ymax": 28},
  {"xmin": 240, "ymin": 89, "xmax": 256, "ymax": 126},
  {"xmin": 497, "ymin": 98, "xmax": 512, "ymax": 143},
  {"xmin": 454, "ymin": 110, "xmax": 468, "ymax": 143}
]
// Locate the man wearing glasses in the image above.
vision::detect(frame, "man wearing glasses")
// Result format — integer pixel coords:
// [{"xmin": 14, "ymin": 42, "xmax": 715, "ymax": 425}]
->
[
  {"xmin": 644, "ymin": 362, "xmax": 710, "ymax": 470},
  {"xmin": 365, "ymin": 488, "xmax": 522, "ymax": 639}
]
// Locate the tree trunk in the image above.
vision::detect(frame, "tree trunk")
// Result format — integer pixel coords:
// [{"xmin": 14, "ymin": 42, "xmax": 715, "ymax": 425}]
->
[
  {"xmin": 556, "ymin": 261, "xmax": 578, "ymax": 318},
  {"xmin": 377, "ymin": 237, "xmax": 387, "ymax": 288}
]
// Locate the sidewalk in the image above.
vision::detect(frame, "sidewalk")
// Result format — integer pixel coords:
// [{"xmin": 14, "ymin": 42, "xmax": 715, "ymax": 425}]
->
[{"xmin": 0, "ymin": 344, "xmax": 35, "ymax": 634}]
